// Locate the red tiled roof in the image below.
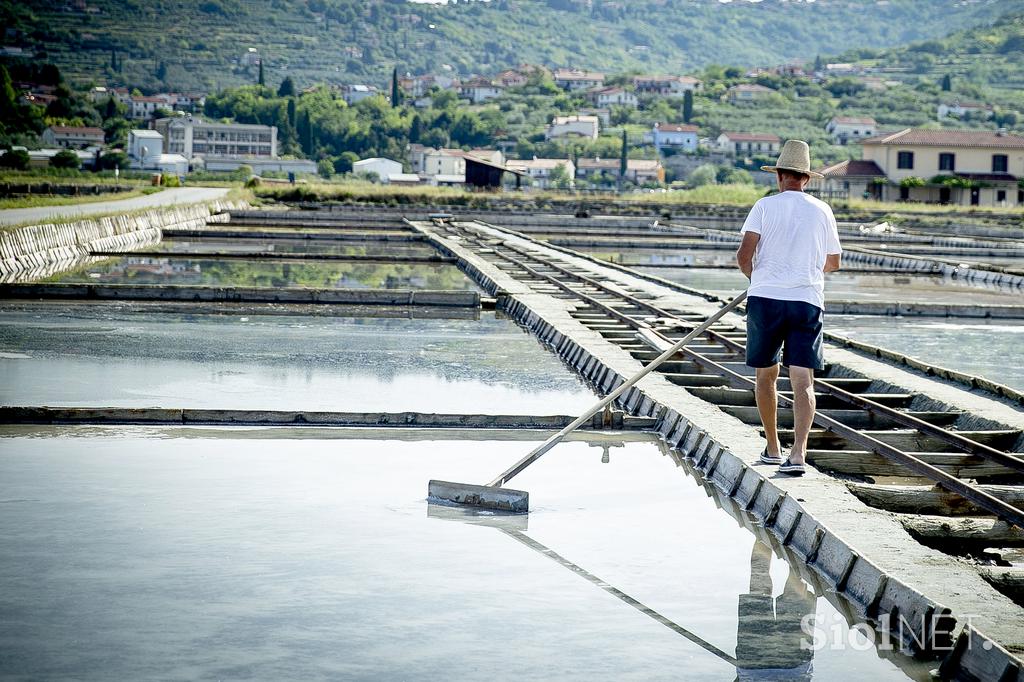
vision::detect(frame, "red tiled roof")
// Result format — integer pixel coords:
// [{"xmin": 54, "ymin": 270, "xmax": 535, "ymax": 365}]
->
[
  {"xmin": 48, "ymin": 126, "xmax": 105, "ymax": 135},
  {"xmin": 861, "ymin": 128, "xmax": 1024, "ymax": 149},
  {"xmin": 656, "ymin": 123, "xmax": 699, "ymax": 133},
  {"xmin": 831, "ymin": 116, "xmax": 876, "ymax": 125},
  {"xmin": 816, "ymin": 159, "xmax": 885, "ymax": 177},
  {"xmin": 722, "ymin": 132, "xmax": 780, "ymax": 142}
]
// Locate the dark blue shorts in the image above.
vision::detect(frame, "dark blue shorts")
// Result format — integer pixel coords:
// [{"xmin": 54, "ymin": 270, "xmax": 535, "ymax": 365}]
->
[{"xmin": 745, "ymin": 296, "xmax": 824, "ymax": 370}]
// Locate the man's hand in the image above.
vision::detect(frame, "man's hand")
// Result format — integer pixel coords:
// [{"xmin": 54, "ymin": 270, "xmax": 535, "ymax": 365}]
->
[
  {"xmin": 824, "ymin": 253, "xmax": 841, "ymax": 273},
  {"xmin": 736, "ymin": 232, "xmax": 760, "ymax": 279}
]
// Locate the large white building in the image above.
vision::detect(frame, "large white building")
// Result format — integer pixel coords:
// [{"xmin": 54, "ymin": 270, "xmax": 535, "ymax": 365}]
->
[
  {"xmin": 155, "ymin": 117, "xmax": 277, "ymax": 160},
  {"xmin": 127, "ymin": 129, "xmax": 188, "ymax": 176}
]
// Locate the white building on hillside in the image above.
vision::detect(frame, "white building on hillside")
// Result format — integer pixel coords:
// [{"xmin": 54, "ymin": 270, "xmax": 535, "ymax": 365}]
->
[
  {"xmin": 459, "ymin": 77, "xmax": 504, "ymax": 103},
  {"xmin": 826, "ymin": 116, "xmax": 878, "ymax": 145},
  {"xmin": 545, "ymin": 115, "xmax": 600, "ymax": 141},
  {"xmin": 937, "ymin": 101, "xmax": 994, "ymax": 120},
  {"xmin": 588, "ymin": 86, "xmax": 638, "ymax": 109},
  {"xmin": 342, "ymin": 84, "xmax": 379, "ymax": 104},
  {"xmin": 553, "ymin": 69, "xmax": 605, "ymax": 91},
  {"xmin": 716, "ymin": 132, "xmax": 781, "ymax": 157}
]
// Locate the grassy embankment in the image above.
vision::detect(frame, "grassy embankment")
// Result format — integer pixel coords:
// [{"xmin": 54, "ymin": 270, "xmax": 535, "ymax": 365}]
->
[
  {"xmin": 0, "ymin": 186, "xmax": 254, "ymax": 232},
  {"xmin": 253, "ymin": 179, "xmax": 1024, "ymax": 222}
]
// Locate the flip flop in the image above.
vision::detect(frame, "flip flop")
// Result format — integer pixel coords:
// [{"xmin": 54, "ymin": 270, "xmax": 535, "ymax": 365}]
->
[
  {"xmin": 759, "ymin": 448, "xmax": 783, "ymax": 465},
  {"xmin": 778, "ymin": 458, "xmax": 806, "ymax": 476}
]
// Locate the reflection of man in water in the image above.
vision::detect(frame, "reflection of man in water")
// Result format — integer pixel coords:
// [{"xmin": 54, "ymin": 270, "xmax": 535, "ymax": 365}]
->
[{"xmin": 735, "ymin": 541, "xmax": 815, "ymax": 681}]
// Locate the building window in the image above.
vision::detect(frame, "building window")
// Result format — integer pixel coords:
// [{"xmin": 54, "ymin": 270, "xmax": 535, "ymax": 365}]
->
[
  {"xmin": 938, "ymin": 153, "xmax": 955, "ymax": 171},
  {"xmin": 997, "ymin": 189, "xmax": 1007, "ymax": 203},
  {"xmin": 897, "ymin": 151, "xmax": 914, "ymax": 169},
  {"xmin": 993, "ymin": 154, "xmax": 1008, "ymax": 173}
]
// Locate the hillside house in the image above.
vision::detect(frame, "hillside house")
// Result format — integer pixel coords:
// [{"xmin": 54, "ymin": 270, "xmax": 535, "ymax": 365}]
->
[
  {"xmin": 726, "ymin": 83, "xmax": 775, "ymax": 104},
  {"xmin": 587, "ymin": 86, "xmax": 638, "ymax": 109},
  {"xmin": 937, "ymin": 101, "xmax": 994, "ymax": 120},
  {"xmin": 41, "ymin": 125, "xmax": 105, "ymax": 149},
  {"xmin": 129, "ymin": 96, "xmax": 165, "ymax": 120},
  {"xmin": 716, "ymin": 132, "xmax": 781, "ymax": 157},
  {"xmin": 633, "ymin": 75, "xmax": 702, "ymax": 95},
  {"xmin": 553, "ymin": 69, "xmax": 605, "ymax": 91},
  {"xmin": 459, "ymin": 77, "xmax": 504, "ymax": 104},
  {"xmin": 647, "ymin": 123, "xmax": 699, "ymax": 152},
  {"xmin": 826, "ymin": 116, "xmax": 878, "ymax": 145},
  {"xmin": 860, "ymin": 128, "xmax": 1024, "ymax": 206},
  {"xmin": 342, "ymin": 84, "xmax": 379, "ymax": 104},
  {"xmin": 496, "ymin": 69, "xmax": 528, "ymax": 88},
  {"xmin": 506, "ymin": 158, "xmax": 575, "ymax": 189},
  {"xmin": 545, "ymin": 115, "xmax": 600, "ymax": 141},
  {"xmin": 576, "ymin": 158, "xmax": 664, "ymax": 186}
]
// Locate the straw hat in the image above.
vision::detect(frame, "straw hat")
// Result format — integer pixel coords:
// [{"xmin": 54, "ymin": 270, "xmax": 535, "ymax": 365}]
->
[{"xmin": 761, "ymin": 139, "xmax": 823, "ymax": 178}]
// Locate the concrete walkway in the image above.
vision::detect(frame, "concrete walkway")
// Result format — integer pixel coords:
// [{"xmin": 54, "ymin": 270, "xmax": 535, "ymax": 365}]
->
[{"xmin": 0, "ymin": 187, "xmax": 230, "ymax": 226}]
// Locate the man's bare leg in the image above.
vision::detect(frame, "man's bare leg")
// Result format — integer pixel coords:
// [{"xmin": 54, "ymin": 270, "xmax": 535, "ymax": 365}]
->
[
  {"xmin": 788, "ymin": 366, "xmax": 816, "ymax": 464},
  {"xmin": 755, "ymin": 364, "xmax": 781, "ymax": 457}
]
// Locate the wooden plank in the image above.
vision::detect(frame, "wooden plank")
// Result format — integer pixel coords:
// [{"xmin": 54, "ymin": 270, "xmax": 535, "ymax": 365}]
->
[
  {"xmin": 779, "ymin": 428, "xmax": 1019, "ymax": 451},
  {"xmin": 977, "ymin": 567, "xmax": 1024, "ymax": 604},
  {"xmin": 899, "ymin": 515, "xmax": 1024, "ymax": 547},
  {"xmin": 805, "ymin": 450, "xmax": 1014, "ymax": 479},
  {"xmin": 847, "ymin": 482, "xmax": 1024, "ymax": 516},
  {"xmin": 723, "ymin": 406, "xmax": 960, "ymax": 429},
  {"xmin": 688, "ymin": 386, "xmax": 913, "ymax": 409}
]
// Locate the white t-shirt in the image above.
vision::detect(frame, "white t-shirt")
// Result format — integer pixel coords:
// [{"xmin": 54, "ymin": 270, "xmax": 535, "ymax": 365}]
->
[{"xmin": 740, "ymin": 191, "xmax": 842, "ymax": 310}]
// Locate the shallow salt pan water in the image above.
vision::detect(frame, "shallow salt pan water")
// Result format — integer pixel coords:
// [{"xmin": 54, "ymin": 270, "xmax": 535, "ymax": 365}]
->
[
  {"xmin": 0, "ymin": 309, "xmax": 595, "ymax": 414},
  {"xmin": 0, "ymin": 428, "xmax": 930, "ymax": 680},
  {"xmin": 830, "ymin": 316, "xmax": 1024, "ymax": 391}
]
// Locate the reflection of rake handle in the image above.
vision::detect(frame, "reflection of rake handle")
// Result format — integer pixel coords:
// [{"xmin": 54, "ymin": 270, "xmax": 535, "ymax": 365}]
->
[{"xmin": 500, "ymin": 529, "xmax": 738, "ymax": 667}]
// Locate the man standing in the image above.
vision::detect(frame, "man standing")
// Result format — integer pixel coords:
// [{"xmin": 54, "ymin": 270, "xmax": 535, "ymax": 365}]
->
[{"xmin": 735, "ymin": 140, "xmax": 842, "ymax": 476}]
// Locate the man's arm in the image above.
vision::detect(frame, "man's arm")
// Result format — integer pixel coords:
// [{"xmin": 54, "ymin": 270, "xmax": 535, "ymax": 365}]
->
[
  {"xmin": 736, "ymin": 231, "xmax": 760, "ymax": 279},
  {"xmin": 824, "ymin": 253, "xmax": 841, "ymax": 272}
]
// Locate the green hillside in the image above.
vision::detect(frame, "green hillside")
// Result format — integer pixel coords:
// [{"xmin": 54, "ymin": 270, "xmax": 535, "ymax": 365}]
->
[{"xmin": 2, "ymin": 0, "xmax": 1023, "ymax": 92}]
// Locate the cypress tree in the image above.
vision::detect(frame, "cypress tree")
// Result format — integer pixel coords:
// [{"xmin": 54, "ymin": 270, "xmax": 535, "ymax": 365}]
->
[
  {"xmin": 683, "ymin": 89, "xmax": 693, "ymax": 123},
  {"xmin": 941, "ymin": 74, "xmax": 952, "ymax": 91},
  {"xmin": 287, "ymin": 97, "xmax": 296, "ymax": 128},
  {"xmin": 258, "ymin": 59, "xmax": 265, "ymax": 87},
  {"xmin": 391, "ymin": 67, "xmax": 401, "ymax": 107},
  {"xmin": 619, "ymin": 129, "xmax": 628, "ymax": 180}
]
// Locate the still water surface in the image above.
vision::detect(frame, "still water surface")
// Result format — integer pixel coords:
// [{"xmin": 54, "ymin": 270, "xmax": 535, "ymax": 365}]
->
[
  {"xmin": 0, "ymin": 309, "xmax": 595, "ymax": 414},
  {"xmin": 0, "ymin": 430, "xmax": 930, "ymax": 680}
]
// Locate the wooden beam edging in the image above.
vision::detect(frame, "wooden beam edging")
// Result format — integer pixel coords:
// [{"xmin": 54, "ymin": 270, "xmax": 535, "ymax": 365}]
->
[
  {"xmin": 0, "ymin": 283, "xmax": 480, "ymax": 308},
  {"xmin": 496, "ymin": 293, "xmax": 1024, "ymax": 679},
  {"xmin": 0, "ymin": 406, "xmax": 654, "ymax": 431}
]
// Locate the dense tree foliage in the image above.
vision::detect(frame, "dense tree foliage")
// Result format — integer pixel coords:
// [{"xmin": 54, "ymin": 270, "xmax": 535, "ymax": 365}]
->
[{"xmin": 3, "ymin": 0, "xmax": 1020, "ymax": 92}]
